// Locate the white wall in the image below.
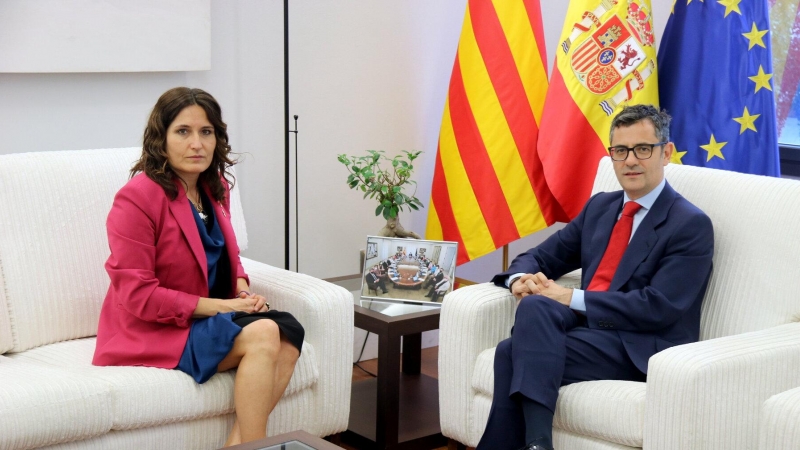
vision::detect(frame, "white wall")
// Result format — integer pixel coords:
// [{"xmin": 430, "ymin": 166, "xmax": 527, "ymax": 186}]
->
[{"xmin": 0, "ymin": 0, "xmax": 673, "ymax": 281}]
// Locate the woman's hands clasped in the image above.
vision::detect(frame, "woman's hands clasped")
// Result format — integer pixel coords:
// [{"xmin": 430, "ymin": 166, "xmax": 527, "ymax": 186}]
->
[{"xmin": 232, "ymin": 291, "xmax": 270, "ymax": 313}]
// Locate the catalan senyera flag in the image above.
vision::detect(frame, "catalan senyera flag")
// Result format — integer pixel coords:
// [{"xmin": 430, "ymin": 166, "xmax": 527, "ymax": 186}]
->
[
  {"xmin": 426, "ymin": 0, "xmax": 561, "ymax": 265},
  {"xmin": 537, "ymin": 0, "xmax": 659, "ymax": 219},
  {"xmin": 658, "ymin": 0, "xmax": 780, "ymax": 176}
]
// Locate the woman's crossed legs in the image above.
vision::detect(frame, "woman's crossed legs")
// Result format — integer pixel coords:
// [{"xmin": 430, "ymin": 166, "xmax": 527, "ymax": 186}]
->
[{"xmin": 217, "ymin": 319, "xmax": 300, "ymax": 446}]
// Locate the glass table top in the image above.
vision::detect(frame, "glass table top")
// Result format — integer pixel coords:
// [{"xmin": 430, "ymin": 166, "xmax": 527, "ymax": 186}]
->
[
  {"xmin": 257, "ymin": 440, "xmax": 317, "ymax": 450},
  {"xmin": 352, "ymin": 292, "xmax": 441, "ymax": 317}
]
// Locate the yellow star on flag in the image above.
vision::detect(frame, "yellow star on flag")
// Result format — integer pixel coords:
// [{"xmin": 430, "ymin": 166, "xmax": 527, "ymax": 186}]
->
[
  {"xmin": 749, "ymin": 65, "xmax": 773, "ymax": 93},
  {"xmin": 718, "ymin": 0, "xmax": 743, "ymax": 17},
  {"xmin": 742, "ymin": 22, "xmax": 768, "ymax": 50},
  {"xmin": 670, "ymin": 148, "xmax": 687, "ymax": 164},
  {"xmin": 700, "ymin": 134, "xmax": 727, "ymax": 161},
  {"xmin": 733, "ymin": 107, "xmax": 760, "ymax": 134}
]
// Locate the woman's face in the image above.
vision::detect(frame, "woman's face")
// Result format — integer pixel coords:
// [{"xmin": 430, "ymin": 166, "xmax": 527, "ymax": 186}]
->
[{"xmin": 166, "ymin": 104, "xmax": 216, "ymax": 184}]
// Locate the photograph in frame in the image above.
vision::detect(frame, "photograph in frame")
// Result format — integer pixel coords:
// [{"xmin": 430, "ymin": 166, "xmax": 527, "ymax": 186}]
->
[{"xmin": 360, "ymin": 235, "xmax": 458, "ymax": 305}]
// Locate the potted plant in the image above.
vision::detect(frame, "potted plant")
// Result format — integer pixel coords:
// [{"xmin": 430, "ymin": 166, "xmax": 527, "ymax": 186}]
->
[{"xmin": 337, "ymin": 149, "xmax": 424, "ymax": 239}]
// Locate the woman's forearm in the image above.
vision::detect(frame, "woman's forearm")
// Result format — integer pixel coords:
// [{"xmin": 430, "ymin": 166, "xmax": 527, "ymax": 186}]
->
[
  {"xmin": 236, "ymin": 277, "xmax": 250, "ymax": 295},
  {"xmin": 192, "ymin": 297, "xmax": 232, "ymax": 318}
]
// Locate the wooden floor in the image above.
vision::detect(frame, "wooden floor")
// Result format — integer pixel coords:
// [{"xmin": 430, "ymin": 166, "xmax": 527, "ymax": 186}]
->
[{"xmin": 338, "ymin": 346, "xmax": 475, "ymax": 450}]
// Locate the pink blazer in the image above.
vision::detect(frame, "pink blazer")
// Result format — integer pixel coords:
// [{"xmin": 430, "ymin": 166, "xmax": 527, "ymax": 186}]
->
[{"xmin": 93, "ymin": 173, "xmax": 248, "ymax": 368}]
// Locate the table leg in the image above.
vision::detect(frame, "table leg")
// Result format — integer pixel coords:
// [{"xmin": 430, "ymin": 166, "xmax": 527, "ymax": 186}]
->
[
  {"xmin": 376, "ymin": 331, "xmax": 401, "ymax": 449},
  {"xmin": 402, "ymin": 332, "xmax": 422, "ymax": 375}
]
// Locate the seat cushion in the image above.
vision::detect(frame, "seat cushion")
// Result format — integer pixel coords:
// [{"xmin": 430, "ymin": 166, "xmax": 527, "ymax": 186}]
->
[
  {"xmin": 8, "ymin": 337, "xmax": 318, "ymax": 430},
  {"xmin": 0, "ymin": 356, "xmax": 112, "ymax": 449},
  {"xmin": 472, "ymin": 347, "xmax": 646, "ymax": 447}
]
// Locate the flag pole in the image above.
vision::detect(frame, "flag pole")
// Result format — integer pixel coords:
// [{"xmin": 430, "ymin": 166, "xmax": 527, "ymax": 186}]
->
[{"xmin": 502, "ymin": 244, "xmax": 509, "ymax": 271}]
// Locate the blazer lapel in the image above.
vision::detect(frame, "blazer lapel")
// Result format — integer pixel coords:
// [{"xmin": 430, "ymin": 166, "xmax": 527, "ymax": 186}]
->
[
  {"xmin": 168, "ymin": 182, "xmax": 208, "ymax": 282},
  {"xmin": 584, "ymin": 195, "xmax": 623, "ymax": 287},
  {"xmin": 609, "ymin": 183, "xmax": 677, "ymax": 291}
]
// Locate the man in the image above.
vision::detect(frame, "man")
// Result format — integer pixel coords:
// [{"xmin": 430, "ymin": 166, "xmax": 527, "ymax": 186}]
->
[
  {"xmin": 424, "ymin": 267, "xmax": 444, "ymax": 291},
  {"xmin": 477, "ymin": 105, "xmax": 714, "ymax": 450},
  {"xmin": 428, "ymin": 275, "xmax": 451, "ymax": 302},
  {"xmin": 366, "ymin": 268, "xmax": 388, "ymax": 294}
]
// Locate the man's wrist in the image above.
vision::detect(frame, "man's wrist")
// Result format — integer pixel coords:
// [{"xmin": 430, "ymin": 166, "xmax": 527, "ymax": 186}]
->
[{"xmin": 508, "ymin": 276, "xmax": 522, "ymax": 292}]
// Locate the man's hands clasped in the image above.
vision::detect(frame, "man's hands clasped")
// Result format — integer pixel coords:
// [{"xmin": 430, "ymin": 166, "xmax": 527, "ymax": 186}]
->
[{"xmin": 510, "ymin": 272, "xmax": 573, "ymax": 306}]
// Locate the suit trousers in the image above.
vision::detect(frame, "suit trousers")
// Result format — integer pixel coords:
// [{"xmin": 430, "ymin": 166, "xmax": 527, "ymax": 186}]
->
[{"xmin": 476, "ymin": 295, "xmax": 645, "ymax": 450}]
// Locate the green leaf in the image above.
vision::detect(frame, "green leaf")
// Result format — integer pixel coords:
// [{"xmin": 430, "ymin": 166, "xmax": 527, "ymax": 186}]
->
[
  {"xmin": 392, "ymin": 186, "xmax": 401, "ymax": 193},
  {"xmin": 375, "ymin": 204, "xmax": 384, "ymax": 216},
  {"xmin": 349, "ymin": 180, "xmax": 359, "ymax": 189},
  {"xmin": 389, "ymin": 206, "xmax": 398, "ymax": 218},
  {"xmin": 380, "ymin": 185, "xmax": 388, "ymax": 194},
  {"xmin": 409, "ymin": 203, "xmax": 419, "ymax": 210}
]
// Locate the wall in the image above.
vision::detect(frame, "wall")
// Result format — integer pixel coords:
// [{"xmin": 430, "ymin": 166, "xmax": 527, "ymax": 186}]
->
[{"xmin": 0, "ymin": 0, "xmax": 673, "ymax": 282}]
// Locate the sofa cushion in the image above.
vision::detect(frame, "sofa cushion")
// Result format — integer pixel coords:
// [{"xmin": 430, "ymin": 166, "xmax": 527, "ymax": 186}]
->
[
  {"xmin": 9, "ymin": 337, "xmax": 318, "ymax": 430},
  {"xmin": 0, "ymin": 355, "xmax": 112, "ymax": 449},
  {"xmin": 0, "ymin": 149, "xmax": 248, "ymax": 353},
  {"xmin": 472, "ymin": 347, "xmax": 646, "ymax": 447}
]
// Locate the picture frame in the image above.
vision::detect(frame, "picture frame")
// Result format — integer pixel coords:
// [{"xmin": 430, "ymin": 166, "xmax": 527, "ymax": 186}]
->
[
  {"xmin": 366, "ymin": 242, "xmax": 378, "ymax": 259},
  {"xmin": 360, "ymin": 235, "xmax": 458, "ymax": 305}
]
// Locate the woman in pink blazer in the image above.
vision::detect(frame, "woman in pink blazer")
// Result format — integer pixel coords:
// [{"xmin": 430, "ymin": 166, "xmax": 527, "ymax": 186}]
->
[{"xmin": 93, "ymin": 87, "xmax": 303, "ymax": 447}]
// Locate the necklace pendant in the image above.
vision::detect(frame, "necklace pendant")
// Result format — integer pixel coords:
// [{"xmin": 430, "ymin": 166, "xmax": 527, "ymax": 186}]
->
[{"xmin": 198, "ymin": 210, "xmax": 208, "ymax": 224}]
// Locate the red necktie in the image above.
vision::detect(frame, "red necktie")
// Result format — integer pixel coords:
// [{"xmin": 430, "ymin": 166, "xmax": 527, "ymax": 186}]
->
[{"xmin": 588, "ymin": 201, "xmax": 643, "ymax": 291}]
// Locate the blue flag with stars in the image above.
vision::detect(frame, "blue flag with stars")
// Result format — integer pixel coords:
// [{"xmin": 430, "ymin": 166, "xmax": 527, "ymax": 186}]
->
[{"xmin": 658, "ymin": 0, "xmax": 780, "ymax": 176}]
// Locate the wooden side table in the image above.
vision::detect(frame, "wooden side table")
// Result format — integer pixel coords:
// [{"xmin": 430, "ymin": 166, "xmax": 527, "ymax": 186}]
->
[{"xmin": 343, "ymin": 300, "xmax": 447, "ymax": 450}]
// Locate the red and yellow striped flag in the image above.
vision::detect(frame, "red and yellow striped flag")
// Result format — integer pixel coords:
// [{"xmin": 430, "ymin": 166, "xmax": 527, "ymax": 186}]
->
[
  {"xmin": 538, "ymin": 0, "xmax": 659, "ymax": 219},
  {"xmin": 426, "ymin": 0, "xmax": 563, "ymax": 265}
]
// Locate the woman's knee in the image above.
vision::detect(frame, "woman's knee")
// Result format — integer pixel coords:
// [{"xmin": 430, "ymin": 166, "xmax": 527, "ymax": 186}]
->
[{"xmin": 239, "ymin": 319, "xmax": 282, "ymax": 356}]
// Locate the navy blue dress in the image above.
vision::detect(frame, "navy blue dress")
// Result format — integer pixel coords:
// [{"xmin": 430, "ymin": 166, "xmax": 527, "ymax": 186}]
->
[{"xmin": 175, "ymin": 191, "xmax": 304, "ymax": 383}]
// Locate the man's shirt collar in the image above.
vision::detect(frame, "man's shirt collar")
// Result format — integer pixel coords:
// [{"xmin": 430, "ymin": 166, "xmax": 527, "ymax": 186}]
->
[{"xmin": 623, "ymin": 178, "xmax": 666, "ymax": 211}]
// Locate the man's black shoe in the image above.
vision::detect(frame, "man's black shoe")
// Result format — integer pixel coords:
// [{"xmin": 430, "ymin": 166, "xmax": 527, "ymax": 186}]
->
[{"xmin": 517, "ymin": 443, "xmax": 553, "ymax": 450}]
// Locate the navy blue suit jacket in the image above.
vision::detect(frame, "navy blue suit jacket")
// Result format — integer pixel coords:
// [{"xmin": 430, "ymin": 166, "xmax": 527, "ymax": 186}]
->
[{"xmin": 493, "ymin": 182, "xmax": 714, "ymax": 373}]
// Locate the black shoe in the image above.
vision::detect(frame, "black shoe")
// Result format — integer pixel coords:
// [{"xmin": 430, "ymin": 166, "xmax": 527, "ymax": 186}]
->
[
  {"xmin": 382, "ymin": 290, "xmax": 389, "ymax": 294},
  {"xmin": 517, "ymin": 445, "xmax": 553, "ymax": 450}
]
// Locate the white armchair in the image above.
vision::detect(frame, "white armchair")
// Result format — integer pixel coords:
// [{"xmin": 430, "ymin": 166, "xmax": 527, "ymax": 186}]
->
[
  {"xmin": 758, "ymin": 386, "xmax": 800, "ymax": 450},
  {"xmin": 0, "ymin": 149, "xmax": 353, "ymax": 449},
  {"xmin": 439, "ymin": 158, "xmax": 800, "ymax": 449}
]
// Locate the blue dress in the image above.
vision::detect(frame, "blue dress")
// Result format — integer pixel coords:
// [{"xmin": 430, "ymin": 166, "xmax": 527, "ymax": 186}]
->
[
  {"xmin": 175, "ymin": 191, "xmax": 305, "ymax": 384},
  {"xmin": 175, "ymin": 192, "xmax": 242, "ymax": 383}
]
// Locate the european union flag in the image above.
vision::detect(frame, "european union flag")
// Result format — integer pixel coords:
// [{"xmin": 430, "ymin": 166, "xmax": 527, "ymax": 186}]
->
[{"xmin": 658, "ymin": 0, "xmax": 780, "ymax": 176}]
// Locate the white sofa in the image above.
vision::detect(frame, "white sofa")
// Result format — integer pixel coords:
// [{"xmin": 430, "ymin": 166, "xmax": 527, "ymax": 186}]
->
[
  {"xmin": 439, "ymin": 158, "xmax": 800, "ymax": 449},
  {"xmin": 0, "ymin": 148, "xmax": 354, "ymax": 450}
]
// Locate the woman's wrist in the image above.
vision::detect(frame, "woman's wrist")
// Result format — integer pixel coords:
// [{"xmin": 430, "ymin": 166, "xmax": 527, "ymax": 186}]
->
[{"xmin": 236, "ymin": 290, "xmax": 251, "ymax": 298}]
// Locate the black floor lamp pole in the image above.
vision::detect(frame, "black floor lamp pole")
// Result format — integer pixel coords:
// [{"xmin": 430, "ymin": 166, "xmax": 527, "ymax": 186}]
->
[
  {"xmin": 283, "ymin": 0, "xmax": 290, "ymax": 271},
  {"xmin": 291, "ymin": 115, "xmax": 299, "ymax": 273}
]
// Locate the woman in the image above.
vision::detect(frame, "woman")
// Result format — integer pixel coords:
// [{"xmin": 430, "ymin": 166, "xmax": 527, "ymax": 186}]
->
[{"xmin": 93, "ymin": 87, "xmax": 303, "ymax": 447}]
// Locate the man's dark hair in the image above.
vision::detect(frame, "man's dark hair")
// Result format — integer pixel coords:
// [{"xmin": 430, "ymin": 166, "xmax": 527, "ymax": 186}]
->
[
  {"xmin": 132, "ymin": 87, "xmax": 237, "ymax": 202},
  {"xmin": 609, "ymin": 104, "xmax": 671, "ymax": 143}
]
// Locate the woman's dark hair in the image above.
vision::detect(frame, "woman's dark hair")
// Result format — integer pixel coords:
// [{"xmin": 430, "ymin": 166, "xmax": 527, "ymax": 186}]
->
[{"xmin": 132, "ymin": 87, "xmax": 237, "ymax": 201}]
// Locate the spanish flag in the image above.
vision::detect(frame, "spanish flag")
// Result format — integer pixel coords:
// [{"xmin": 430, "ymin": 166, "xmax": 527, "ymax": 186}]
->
[
  {"xmin": 426, "ymin": 0, "xmax": 560, "ymax": 265},
  {"xmin": 538, "ymin": 0, "xmax": 659, "ymax": 219}
]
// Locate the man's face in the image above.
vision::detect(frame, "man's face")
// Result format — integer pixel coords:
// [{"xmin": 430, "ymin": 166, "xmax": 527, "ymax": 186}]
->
[{"xmin": 610, "ymin": 120, "xmax": 673, "ymax": 200}]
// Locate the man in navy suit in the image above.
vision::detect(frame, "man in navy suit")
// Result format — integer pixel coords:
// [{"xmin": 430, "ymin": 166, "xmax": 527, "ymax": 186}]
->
[{"xmin": 476, "ymin": 105, "xmax": 714, "ymax": 450}]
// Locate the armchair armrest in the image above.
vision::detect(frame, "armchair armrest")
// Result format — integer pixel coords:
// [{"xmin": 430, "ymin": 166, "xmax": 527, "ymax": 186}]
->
[
  {"xmin": 240, "ymin": 257, "xmax": 354, "ymax": 436},
  {"xmin": 644, "ymin": 322, "xmax": 800, "ymax": 450},
  {"xmin": 439, "ymin": 283, "xmax": 516, "ymax": 444}
]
